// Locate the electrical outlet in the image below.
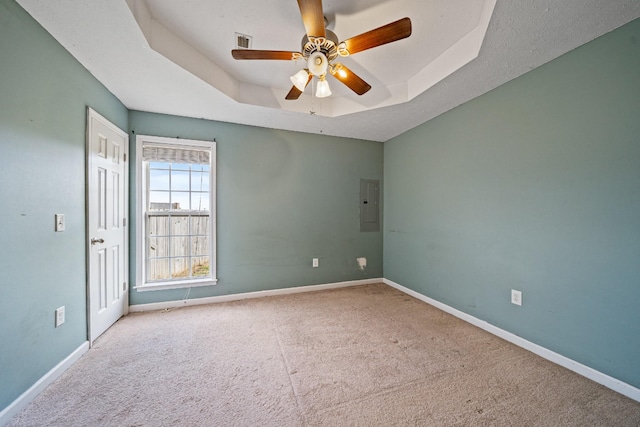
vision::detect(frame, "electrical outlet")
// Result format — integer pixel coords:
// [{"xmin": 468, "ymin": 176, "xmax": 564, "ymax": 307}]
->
[
  {"xmin": 312, "ymin": 258, "xmax": 319, "ymax": 268},
  {"xmin": 55, "ymin": 306, "xmax": 65, "ymax": 327},
  {"xmin": 511, "ymin": 290, "xmax": 522, "ymax": 306}
]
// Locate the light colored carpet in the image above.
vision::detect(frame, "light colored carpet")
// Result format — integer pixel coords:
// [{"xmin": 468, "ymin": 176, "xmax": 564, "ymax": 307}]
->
[{"xmin": 8, "ymin": 283, "xmax": 640, "ymax": 426}]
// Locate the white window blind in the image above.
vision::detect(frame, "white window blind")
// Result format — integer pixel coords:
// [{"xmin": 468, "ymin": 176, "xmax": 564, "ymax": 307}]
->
[{"xmin": 142, "ymin": 144, "xmax": 211, "ymax": 164}]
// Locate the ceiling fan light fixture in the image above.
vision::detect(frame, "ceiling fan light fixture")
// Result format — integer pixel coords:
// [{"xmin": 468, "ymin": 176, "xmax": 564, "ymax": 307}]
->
[
  {"xmin": 290, "ymin": 69, "xmax": 310, "ymax": 92},
  {"xmin": 308, "ymin": 51, "xmax": 328, "ymax": 76},
  {"xmin": 316, "ymin": 76, "xmax": 331, "ymax": 98}
]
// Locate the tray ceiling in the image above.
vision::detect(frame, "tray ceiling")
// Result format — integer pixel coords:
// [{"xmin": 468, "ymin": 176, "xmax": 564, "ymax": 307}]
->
[{"xmin": 16, "ymin": 0, "xmax": 640, "ymax": 142}]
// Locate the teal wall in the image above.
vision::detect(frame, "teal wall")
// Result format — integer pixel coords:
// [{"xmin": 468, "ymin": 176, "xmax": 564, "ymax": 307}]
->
[
  {"xmin": 2, "ymin": 0, "xmax": 639, "ymax": 416},
  {"xmin": 384, "ymin": 19, "xmax": 640, "ymax": 387},
  {"xmin": 0, "ymin": 0, "xmax": 128, "ymax": 411},
  {"xmin": 128, "ymin": 111, "xmax": 383, "ymax": 305}
]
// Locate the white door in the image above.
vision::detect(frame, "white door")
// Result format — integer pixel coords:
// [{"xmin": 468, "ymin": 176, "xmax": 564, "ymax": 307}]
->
[{"xmin": 87, "ymin": 108, "xmax": 128, "ymax": 343}]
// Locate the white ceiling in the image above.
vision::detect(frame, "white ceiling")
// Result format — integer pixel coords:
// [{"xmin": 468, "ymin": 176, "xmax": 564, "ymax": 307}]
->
[
  {"xmin": 125, "ymin": 0, "xmax": 496, "ymax": 118},
  {"xmin": 16, "ymin": 0, "xmax": 640, "ymax": 142}
]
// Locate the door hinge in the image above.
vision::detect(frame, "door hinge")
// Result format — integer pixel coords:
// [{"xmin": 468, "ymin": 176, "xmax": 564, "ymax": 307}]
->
[
  {"xmin": 123, "ymin": 218, "xmax": 127, "ymax": 226},
  {"xmin": 123, "ymin": 282, "xmax": 127, "ymax": 291},
  {"xmin": 123, "ymin": 153, "xmax": 127, "ymax": 162}
]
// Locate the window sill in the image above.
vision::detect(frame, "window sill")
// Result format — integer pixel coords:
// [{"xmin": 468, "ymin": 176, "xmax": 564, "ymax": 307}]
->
[{"xmin": 135, "ymin": 278, "xmax": 218, "ymax": 292}]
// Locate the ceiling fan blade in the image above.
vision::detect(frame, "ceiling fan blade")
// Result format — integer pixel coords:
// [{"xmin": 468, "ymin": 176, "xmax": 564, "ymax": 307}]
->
[
  {"xmin": 285, "ymin": 86, "xmax": 304, "ymax": 100},
  {"xmin": 231, "ymin": 50, "xmax": 300, "ymax": 60},
  {"xmin": 285, "ymin": 73, "xmax": 313, "ymax": 100},
  {"xmin": 330, "ymin": 64, "xmax": 371, "ymax": 96},
  {"xmin": 339, "ymin": 17, "xmax": 412, "ymax": 56},
  {"xmin": 297, "ymin": 0, "xmax": 326, "ymax": 38}
]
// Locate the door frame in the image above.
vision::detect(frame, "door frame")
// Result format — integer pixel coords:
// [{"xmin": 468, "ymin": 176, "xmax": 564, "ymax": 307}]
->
[{"xmin": 85, "ymin": 107, "xmax": 129, "ymax": 344}]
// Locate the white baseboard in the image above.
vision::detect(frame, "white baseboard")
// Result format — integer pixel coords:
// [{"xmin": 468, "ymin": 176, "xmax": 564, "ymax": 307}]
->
[
  {"xmin": 0, "ymin": 341, "xmax": 89, "ymax": 425},
  {"xmin": 130, "ymin": 278, "xmax": 384, "ymax": 313},
  {"xmin": 383, "ymin": 278, "xmax": 640, "ymax": 403}
]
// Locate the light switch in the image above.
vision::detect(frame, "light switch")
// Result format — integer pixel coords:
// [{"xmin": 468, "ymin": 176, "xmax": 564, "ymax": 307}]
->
[{"xmin": 55, "ymin": 214, "xmax": 65, "ymax": 232}]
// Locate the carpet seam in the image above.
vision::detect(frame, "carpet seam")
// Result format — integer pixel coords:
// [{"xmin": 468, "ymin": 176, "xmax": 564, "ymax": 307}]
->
[{"xmin": 273, "ymin": 321, "xmax": 307, "ymax": 426}]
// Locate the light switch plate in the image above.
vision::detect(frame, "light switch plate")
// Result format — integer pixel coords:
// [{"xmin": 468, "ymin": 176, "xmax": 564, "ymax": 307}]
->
[
  {"xmin": 55, "ymin": 214, "xmax": 65, "ymax": 232},
  {"xmin": 55, "ymin": 306, "xmax": 65, "ymax": 327}
]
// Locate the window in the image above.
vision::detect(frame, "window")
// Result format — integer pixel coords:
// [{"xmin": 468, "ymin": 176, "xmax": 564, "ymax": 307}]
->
[{"xmin": 136, "ymin": 135, "xmax": 216, "ymax": 291}]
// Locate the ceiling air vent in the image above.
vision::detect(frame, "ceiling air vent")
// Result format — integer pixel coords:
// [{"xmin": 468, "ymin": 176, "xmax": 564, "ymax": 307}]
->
[{"xmin": 235, "ymin": 33, "xmax": 252, "ymax": 49}]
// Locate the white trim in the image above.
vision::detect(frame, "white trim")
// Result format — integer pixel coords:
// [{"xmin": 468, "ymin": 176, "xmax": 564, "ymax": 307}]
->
[
  {"xmin": 135, "ymin": 278, "xmax": 218, "ymax": 292},
  {"xmin": 135, "ymin": 135, "xmax": 217, "ymax": 289},
  {"xmin": 0, "ymin": 342, "xmax": 89, "ymax": 425},
  {"xmin": 383, "ymin": 278, "xmax": 640, "ymax": 403},
  {"xmin": 129, "ymin": 278, "xmax": 383, "ymax": 312}
]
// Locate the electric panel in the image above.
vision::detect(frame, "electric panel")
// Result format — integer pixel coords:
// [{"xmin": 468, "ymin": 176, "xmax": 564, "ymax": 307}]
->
[{"xmin": 360, "ymin": 179, "xmax": 380, "ymax": 232}]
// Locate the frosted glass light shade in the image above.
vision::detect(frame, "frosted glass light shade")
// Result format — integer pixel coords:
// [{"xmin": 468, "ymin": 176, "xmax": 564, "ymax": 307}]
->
[
  {"xmin": 316, "ymin": 78, "xmax": 331, "ymax": 98},
  {"xmin": 290, "ymin": 70, "xmax": 309, "ymax": 92},
  {"xmin": 308, "ymin": 51, "xmax": 328, "ymax": 76}
]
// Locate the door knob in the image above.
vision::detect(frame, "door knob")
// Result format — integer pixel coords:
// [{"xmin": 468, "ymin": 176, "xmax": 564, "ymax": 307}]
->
[{"xmin": 91, "ymin": 238, "xmax": 104, "ymax": 245}]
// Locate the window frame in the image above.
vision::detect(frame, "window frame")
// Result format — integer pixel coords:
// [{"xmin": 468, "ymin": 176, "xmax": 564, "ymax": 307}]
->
[{"xmin": 135, "ymin": 135, "xmax": 217, "ymax": 291}]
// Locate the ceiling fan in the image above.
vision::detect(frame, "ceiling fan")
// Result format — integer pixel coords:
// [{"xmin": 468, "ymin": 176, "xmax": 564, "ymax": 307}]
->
[{"xmin": 231, "ymin": 0, "xmax": 412, "ymax": 100}]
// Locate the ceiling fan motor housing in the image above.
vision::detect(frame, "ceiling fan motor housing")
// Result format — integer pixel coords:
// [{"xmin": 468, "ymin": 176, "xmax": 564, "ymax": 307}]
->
[{"xmin": 301, "ymin": 29, "xmax": 339, "ymax": 76}]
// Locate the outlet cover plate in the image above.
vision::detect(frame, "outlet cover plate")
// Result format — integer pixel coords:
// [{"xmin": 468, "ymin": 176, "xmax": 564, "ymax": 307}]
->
[
  {"xmin": 55, "ymin": 306, "xmax": 65, "ymax": 327},
  {"xmin": 511, "ymin": 290, "xmax": 522, "ymax": 306}
]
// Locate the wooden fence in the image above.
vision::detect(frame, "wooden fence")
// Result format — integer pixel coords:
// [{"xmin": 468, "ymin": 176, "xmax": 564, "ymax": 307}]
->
[{"xmin": 147, "ymin": 212, "xmax": 210, "ymax": 280}]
